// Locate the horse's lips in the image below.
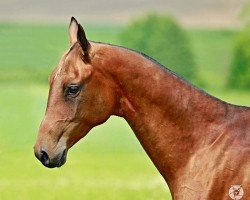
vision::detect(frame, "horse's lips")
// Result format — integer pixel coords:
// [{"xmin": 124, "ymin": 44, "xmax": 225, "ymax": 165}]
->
[
  {"xmin": 40, "ymin": 149, "xmax": 68, "ymax": 169},
  {"xmin": 57, "ymin": 149, "xmax": 67, "ymax": 167}
]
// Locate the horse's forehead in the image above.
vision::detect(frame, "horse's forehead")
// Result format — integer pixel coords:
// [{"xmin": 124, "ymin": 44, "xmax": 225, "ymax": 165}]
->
[
  {"xmin": 52, "ymin": 54, "xmax": 68, "ymax": 81},
  {"xmin": 53, "ymin": 48, "xmax": 80, "ymax": 81}
]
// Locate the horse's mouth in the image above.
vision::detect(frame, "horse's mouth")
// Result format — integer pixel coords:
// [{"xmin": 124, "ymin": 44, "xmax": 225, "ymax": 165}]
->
[
  {"xmin": 35, "ymin": 148, "xmax": 68, "ymax": 168},
  {"xmin": 56, "ymin": 149, "xmax": 68, "ymax": 167}
]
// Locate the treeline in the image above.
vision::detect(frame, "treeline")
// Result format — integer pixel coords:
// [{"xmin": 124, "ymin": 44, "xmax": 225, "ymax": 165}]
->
[{"xmin": 119, "ymin": 12, "xmax": 250, "ymax": 90}]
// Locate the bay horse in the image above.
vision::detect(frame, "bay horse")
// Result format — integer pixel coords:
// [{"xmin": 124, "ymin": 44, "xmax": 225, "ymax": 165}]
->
[{"xmin": 34, "ymin": 17, "xmax": 250, "ymax": 200}]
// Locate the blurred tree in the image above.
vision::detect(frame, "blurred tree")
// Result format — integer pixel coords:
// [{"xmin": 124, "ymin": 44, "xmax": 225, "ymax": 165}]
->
[
  {"xmin": 119, "ymin": 13, "xmax": 197, "ymax": 82},
  {"xmin": 228, "ymin": 27, "xmax": 250, "ymax": 90},
  {"xmin": 228, "ymin": 4, "xmax": 250, "ymax": 90}
]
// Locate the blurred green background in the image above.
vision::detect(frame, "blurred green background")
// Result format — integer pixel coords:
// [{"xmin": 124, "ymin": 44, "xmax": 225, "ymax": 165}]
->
[{"xmin": 0, "ymin": 1, "xmax": 249, "ymax": 199}]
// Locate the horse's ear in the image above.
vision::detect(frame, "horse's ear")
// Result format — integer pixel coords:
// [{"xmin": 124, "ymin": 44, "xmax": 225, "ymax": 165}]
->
[
  {"xmin": 69, "ymin": 17, "xmax": 90, "ymax": 54},
  {"xmin": 77, "ymin": 23, "xmax": 90, "ymax": 54},
  {"xmin": 69, "ymin": 17, "xmax": 79, "ymax": 45}
]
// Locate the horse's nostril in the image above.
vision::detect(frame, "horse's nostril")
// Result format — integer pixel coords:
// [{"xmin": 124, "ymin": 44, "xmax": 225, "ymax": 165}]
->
[{"xmin": 40, "ymin": 150, "xmax": 49, "ymax": 165}]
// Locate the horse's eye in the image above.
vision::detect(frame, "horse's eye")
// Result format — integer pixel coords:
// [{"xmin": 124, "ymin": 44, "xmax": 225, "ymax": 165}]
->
[{"xmin": 66, "ymin": 85, "xmax": 80, "ymax": 97}]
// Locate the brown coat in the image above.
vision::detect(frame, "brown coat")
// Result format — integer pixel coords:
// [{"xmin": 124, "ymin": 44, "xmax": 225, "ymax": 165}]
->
[{"xmin": 34, "ymin": 18, "xmax": 250, "ymax": 200}]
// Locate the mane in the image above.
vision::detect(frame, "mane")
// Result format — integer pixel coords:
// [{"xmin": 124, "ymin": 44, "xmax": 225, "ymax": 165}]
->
[{"xmin": 91, "ymin": 41, "xmax": 248, "ymax": 109}]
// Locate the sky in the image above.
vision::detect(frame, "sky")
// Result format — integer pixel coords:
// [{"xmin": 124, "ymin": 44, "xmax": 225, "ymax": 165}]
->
[{"xmin": 0, "ymin": 0, "xmax": 248, "ymax": 27}]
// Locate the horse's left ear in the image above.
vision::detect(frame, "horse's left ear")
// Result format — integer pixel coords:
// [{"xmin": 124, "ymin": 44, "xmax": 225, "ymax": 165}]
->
[{"xmin": 69, "ymin": 17, "xmax": 90, "ymax": 55}]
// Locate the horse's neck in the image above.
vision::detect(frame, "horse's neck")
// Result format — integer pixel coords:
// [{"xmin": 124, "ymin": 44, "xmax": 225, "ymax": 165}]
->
[{"xmin": 94, "ymin": 43, "xmax": 230, "ymax": 187}]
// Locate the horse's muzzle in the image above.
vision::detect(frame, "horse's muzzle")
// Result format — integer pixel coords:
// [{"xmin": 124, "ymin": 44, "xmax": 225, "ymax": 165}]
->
[{"xmin": 34, "ymin": 148, "xmax": 67, "ymax": 168}]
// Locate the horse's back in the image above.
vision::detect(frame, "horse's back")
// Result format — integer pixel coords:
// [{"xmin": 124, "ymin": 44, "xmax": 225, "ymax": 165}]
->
[{"xmin": 231, "ymin": 106, "xmax": 250, "ymax": 145}]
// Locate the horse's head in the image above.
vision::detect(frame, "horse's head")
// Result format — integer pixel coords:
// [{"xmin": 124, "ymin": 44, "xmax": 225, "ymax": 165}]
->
[{"xmin": 34, "ymin": 17, "xmax": 118, "ymax": 168}]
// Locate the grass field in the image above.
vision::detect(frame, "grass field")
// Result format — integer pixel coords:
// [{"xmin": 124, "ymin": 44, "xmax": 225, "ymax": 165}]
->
[
  {"xmin": 0, "ymin": 23, "xmax": 249, "ymax": 200},
  {"xmin": 0, "ymin": 84, "xmax": 170, "ymax": 200}
]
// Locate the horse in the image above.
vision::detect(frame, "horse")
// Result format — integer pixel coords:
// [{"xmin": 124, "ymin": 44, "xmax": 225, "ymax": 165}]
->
[{"xmin": 34, "ymin": 17, "xmax": 250, "ymax": 200}]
